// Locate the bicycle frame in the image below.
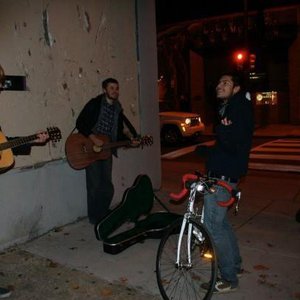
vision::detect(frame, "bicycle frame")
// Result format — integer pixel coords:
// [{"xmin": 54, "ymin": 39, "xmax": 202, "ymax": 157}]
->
[
  {"xmin": 156, "ymin": 173, "xmax": 241, "ymax": 300},
  {"xmin": 174, "ymin": 174, "xmax": 240, "ymax": 268},
  {"xmin": 175, "ymin": 182, "xmax": 205, "ymax": 267}
]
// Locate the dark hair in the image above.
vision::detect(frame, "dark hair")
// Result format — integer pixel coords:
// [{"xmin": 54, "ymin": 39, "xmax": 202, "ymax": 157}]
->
[
  {"xmin": 102, "ymin": 78, "xmax": 118, "ymax": 89},
  {"xmin": 219, "ymin": 71, "xmax": 245, "ymax": 89}
]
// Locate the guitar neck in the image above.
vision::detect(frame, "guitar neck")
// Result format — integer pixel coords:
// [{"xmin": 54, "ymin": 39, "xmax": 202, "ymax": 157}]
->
[
  {"xmin": 0, "ymin": 134, "xmax": 38, "ymax": 151},
  {"xmin": 103, "ymin": 140, "xmax": 131, "ymax": 149}
]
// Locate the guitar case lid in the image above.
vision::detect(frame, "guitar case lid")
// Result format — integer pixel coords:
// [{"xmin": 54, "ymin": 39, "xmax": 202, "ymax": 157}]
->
[{"xmin": 95, "ymin": 174, "xmax": 181, "ymax": 254}]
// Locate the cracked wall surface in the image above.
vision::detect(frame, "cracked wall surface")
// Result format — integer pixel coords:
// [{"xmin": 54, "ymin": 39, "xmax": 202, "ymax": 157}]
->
[{"xmin": 0, "ymin": 0, "xmax": 139, "ymax": 168}]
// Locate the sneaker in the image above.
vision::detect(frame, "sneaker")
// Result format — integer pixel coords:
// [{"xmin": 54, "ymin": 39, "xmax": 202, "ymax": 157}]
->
[
  {"xmin": 201, "ymin": 279, "xmax": 237, "ymax": 294},
  {"xmin": 237, "ymin": 268, "xmax": 244, "ymax": 278},
  {"xmin": 0, "ymin": 287, "xmax": 11, "ymax": 298},
  {"xmin": 213, "ymin": 279, "xmax": 237, "ymax": 293}
]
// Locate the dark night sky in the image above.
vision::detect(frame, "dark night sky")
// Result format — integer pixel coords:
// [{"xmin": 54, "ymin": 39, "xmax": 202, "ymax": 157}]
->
[{"xmin": 155, "ymin": 0, "xmax": 300, "ymax": 27}]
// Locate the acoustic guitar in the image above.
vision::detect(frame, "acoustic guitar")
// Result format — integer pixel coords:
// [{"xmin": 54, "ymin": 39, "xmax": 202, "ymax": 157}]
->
[
  {"xmin": 65, "ymin": 133, "xmax": 153, "ymax": 170},
  {"xmin": 0, "ymin": 126, "xmax": 62, "ymax": 171}
]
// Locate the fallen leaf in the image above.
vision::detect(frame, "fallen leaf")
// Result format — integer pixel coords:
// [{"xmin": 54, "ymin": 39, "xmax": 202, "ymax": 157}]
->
[
  {"xmin": 72, "ymin": 285, "xmax": 80, "ymax": 290},
  {"xmin": 48, "ymin": 260, "xmax": 58, "ymax": 268},
  {"xmin": 100, "ymin": 287, "xmax": 113, "ymax": 296},
  {"xmin": 253, "ymin": 264, "xmax": 270, "ymax": 271},
  {"xmin": 54, "ymin": 227, "xmax": 63, "ymax": 232},
  {"xmin": 120, "ymin": 276, "xmax": 128, "ymax": 284}
]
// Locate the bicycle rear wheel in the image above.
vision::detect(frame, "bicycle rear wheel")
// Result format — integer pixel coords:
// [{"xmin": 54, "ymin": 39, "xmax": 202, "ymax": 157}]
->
[{"xmin": 156, "ymin": 218, "xmax": 217, "ymax": 300}]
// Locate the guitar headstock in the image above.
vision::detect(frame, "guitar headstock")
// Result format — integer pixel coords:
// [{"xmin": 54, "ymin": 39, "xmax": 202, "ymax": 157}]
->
[
  {"xmin": 47, "ymin": 126, "xmax": 62, "ymax": 142},
  {"xmin": 140, "ymin": 135, "xmax": 153, "ymax": 147}
]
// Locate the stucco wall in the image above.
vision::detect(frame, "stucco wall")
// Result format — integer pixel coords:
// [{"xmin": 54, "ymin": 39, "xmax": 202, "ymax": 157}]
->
[
  {"xmin": 0, "ymin": 0, "xmax": 140, "ymax": 165},
  {"xmin": 0, "ymin": 0, "xmax": 160, "ymax": 249}
]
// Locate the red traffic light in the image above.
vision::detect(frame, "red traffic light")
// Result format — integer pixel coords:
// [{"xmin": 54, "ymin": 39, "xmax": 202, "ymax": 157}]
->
[{"xmin": 233, "ymin": 50, "xmax": 247, "ymax": 63}]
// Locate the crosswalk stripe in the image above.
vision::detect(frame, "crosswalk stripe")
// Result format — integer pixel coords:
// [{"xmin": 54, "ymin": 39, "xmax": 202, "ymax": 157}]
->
[
  {"xmin": 249, "ymin": 138, "xmax": 300, "ymax": 172},
  {"xmin": 161, "ymin": 138, "xmax": 300, "ymax": 172},
  {"xmin": 250, "ymin": 154, "xmax": 300, "ymax": 160},
  {"xmin": 248, "ymin": 163, "xmax": 300, "ymax": 172},
  {"xmin": 251, "ymin": 147, "xmax": 300, "ymax": 153}
]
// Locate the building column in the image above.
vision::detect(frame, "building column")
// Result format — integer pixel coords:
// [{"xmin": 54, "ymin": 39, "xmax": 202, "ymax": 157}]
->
[{"xmin": 289, "ymin": 7, "xmax": 300, "ymax": 124}]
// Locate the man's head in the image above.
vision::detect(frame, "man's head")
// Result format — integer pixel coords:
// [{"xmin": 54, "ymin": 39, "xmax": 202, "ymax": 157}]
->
[
  {"xmin": 216, "ymin": 72, "xmax": 243, "ymax": 101},
  {"xmin": 0, "ymin": 64, "xmax": 5, "ymax": 92},
  {"xmin": 102, "ymin": 78, "xmax": 119, "ymax": 101}
]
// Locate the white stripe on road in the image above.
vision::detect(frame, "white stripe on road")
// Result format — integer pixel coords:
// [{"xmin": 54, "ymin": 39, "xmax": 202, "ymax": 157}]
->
[
  {"xmin": 250, "ymin": 138, "xmax": 300, "ymax": 172},
  {"xmin": 251, "ymin": 147, "xmax": 300, "ymax": 153},
  {"xmin": 161, "ymin": 138, "xmax": 300, "ymax": 171},
  {"xmin": 249, "ymin": 163, "xmax": 300, "ymax": 172},
  {"xmin": 161, "ymin": 140, "xmax": 215, "ymax": 160},
  {"xmin": 250, "ymin": 153, "xmax": 300, "ymax": 160}
]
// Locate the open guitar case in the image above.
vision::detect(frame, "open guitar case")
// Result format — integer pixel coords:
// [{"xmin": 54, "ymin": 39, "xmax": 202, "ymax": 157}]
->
[{"xmin": 94, "ymin": 174, "xmax": 181, "ymax": 254}]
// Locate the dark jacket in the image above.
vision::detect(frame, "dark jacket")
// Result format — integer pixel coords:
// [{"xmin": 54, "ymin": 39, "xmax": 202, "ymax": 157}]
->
[
  {"xmin": 206, "ymin": 91, "xmax": 254, "ymax": 178},
  {"xmin": 76, "ymin": 94, "xmax": 137, "ymax": 154}
]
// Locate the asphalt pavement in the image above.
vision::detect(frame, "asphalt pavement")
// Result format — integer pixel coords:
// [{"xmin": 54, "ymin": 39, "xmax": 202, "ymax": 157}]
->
[{"xmin": 1, "ymin": 124, "xmax": 300, "ymax": 300}]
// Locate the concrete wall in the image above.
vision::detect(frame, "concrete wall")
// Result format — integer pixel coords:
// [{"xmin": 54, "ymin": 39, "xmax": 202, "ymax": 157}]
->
[
  {"xmin": 0, "ymin": 0, "xmax": 160, "ymax": 249},
  {"xmin": 289, "ymin": 6, "xmax": 300, "ymax": 124}
]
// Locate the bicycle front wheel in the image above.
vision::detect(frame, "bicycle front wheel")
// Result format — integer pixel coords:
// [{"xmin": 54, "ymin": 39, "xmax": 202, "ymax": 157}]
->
[{"xmin": 156, "ymin": 218, "xmax": 217, "ymax": 300}]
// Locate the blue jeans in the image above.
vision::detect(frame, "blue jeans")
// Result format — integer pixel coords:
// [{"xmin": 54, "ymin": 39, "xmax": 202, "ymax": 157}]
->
[
  {"xmin": 85, "ymin": 157, "xmax": 114, "ymax": 224},
  {"xmin": 204, "ymin": 181, "xmax": 241, "ymax": 287}
]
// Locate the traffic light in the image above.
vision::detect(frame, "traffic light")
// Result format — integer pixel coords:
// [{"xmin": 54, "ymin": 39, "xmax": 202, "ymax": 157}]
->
[
  {"xmin": 233, "ymin": 50, "xmax": 248, "ymax": 70},
  {"xmin": 249, "ymin": 53, "xmax": 256, "ymax": 70}
]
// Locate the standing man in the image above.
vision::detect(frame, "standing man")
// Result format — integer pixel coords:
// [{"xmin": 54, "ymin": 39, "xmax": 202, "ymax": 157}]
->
[
  {"xmin": 76, "ymin": 78, "xmax": 138, "ymax": 225},
  {"xmin": 0, "ymin": 64, "xmax": 49, "ymax": 298},
  {"xmin": 201, "ymin": 72, "xmax": 254, "ymax": 293}
]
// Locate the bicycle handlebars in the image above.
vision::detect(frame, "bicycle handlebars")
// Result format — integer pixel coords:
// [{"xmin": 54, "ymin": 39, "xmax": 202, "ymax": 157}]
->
[
  {"xmin": 169, "ymin": 174, "xmax": 198, "ymax": 201},
  {"xmin": 169, "ymin": 173, "xmax": 237, "ymax": 207}
]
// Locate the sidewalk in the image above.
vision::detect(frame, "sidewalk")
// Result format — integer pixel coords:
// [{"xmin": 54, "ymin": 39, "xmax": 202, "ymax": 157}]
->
[{"xmin": 1, "ymin": 124, "xmax": 300, "ymax": 300}]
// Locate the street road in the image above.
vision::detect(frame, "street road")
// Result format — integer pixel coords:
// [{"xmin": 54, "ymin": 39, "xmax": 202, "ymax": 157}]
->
[{"xmin": 161, "ymin": 137, "xmax": 300, "ymax": 172}]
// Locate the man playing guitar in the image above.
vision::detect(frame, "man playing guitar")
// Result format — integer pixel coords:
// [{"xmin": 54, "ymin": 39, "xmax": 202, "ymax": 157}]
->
[
  {"xmin": 0, "ymin": 64, "xmax": 49, "ymax": 298},
  {"xmin": 76, "ymin": 77, "xmax": 139, "ymax": 225}
]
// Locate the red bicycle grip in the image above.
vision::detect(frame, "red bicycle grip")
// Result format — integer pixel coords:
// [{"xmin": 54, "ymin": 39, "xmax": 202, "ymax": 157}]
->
[
  {"xmin": 169, "ymin": 173, "xmax": 198, "ymax": 202},
  {"xmin": 216, "ymin": 180, "xmax": 236, "ymax": 207},
  {"xmin": 170, "ymin": 189, "xmax": 188, "ymax": 201}
]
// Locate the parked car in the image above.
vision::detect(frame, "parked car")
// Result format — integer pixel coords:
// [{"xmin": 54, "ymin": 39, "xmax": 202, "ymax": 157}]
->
[{"xmin": 159, "ymin": 111, "xmax": 205, "ymax": 144}]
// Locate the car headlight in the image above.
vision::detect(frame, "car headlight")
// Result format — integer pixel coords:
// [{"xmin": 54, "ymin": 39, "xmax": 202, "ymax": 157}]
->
[{"xmin": 184, "ymin": 118, "xmax": 191, "ymax": 125}]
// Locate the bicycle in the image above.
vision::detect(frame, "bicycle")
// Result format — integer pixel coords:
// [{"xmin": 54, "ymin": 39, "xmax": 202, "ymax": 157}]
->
[{"xmin": 156, "ymin": 172, "xmax": 241, "ymax": 300}]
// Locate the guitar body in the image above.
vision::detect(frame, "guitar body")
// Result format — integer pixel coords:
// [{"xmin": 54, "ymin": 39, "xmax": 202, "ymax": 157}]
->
[
  {"xmin": 0, "ymin": 132, "xmax": 14, "ymax": 170},
  {"xmin": 65, "ymin": 133, "xmax": 153, "ymax": 170},
  {"xmin": 65, "ymin": 133, "xmax": 112, "ymax": 170},
  {"xmin": 0, "ymin": 126, "xmax": 61, "ymax": 173}
]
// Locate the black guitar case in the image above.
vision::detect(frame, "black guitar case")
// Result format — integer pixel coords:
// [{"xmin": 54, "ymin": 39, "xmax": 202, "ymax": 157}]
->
[{"xmin": 95, "ymin": 174, "xmax": 181, "ymax": 254}]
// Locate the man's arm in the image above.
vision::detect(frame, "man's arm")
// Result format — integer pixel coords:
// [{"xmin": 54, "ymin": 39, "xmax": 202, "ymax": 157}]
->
[
  {"xmin": 11, "ymin": 131, "xmax": 49, "ymax": 155},
  {"xmin": 76, "ymin": 97, "xmax": 99, "ymax": 137}
]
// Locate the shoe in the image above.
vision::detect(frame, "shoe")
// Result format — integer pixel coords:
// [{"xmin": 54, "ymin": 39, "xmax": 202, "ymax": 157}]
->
[
  {"xmin": 237, "ymin": 268, "xmax": 244, "ymax": 278},
  {"xmin": 201, "ymin": 279, "xmax": 237, "ymax": 294},
  {"xmin": 0, "ymin": 287, "xmax": 11, "ymax": 298}
]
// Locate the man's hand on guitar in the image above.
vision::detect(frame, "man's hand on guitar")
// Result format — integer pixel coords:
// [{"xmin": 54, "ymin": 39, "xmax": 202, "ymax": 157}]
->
[
  {"xmin": 130, "ymin": 138, "xmax": 141, "ymax": 148},
  {"xmin": 34, "ymin": 131, "xmax": 49, "ymax": 144},
  {"xmin": 89, "ymin": 134, "xmax": 104, "ymax": 147}
]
